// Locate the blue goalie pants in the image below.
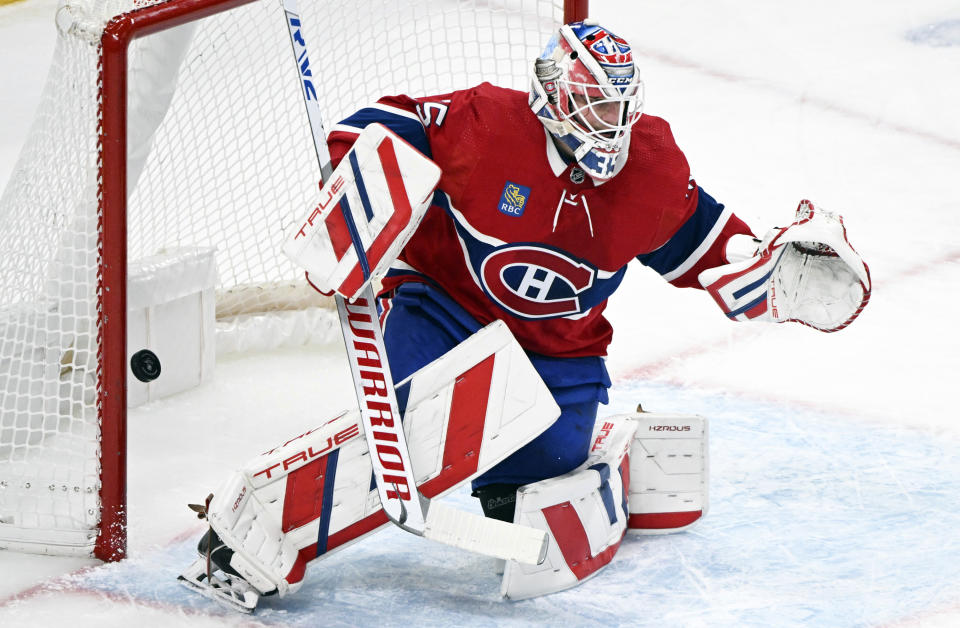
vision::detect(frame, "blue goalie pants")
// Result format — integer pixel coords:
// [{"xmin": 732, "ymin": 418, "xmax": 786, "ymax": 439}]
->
[{"xmin": 379, "ymin": 280, "xmax": 611, "ymax": 488}]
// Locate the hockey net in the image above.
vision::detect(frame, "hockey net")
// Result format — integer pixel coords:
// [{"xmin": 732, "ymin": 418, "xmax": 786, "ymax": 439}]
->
[{"xmin": 0, "ymin": 0, "xmax": 583, "ymax": 560}]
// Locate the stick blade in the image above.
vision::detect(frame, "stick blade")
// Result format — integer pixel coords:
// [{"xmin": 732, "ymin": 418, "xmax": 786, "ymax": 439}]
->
[{"xmin": 423, "ymin": 501, "xmax": 549, "ymax": 565}]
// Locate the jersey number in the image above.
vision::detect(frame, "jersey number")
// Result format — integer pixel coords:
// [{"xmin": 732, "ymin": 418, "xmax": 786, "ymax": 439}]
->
[{"xmin": 416, "ymin": 102, "xmax": 449, "ymax": 127}]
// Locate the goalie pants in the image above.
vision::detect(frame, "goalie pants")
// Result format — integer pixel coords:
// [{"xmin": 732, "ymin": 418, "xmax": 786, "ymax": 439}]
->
[{"xmin": 379, "ymin": 280, "xmax": 611, "ymax": 489}]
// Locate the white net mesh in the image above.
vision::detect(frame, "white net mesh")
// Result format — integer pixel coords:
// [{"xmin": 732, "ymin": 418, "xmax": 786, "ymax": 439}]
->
[
  {"xmin": 0, "ymin": 0, "xmax": 564, "ymax": 555},
  {"xmin": 0, "ymin": 16, "xmax": 104, "ymax": 551}
]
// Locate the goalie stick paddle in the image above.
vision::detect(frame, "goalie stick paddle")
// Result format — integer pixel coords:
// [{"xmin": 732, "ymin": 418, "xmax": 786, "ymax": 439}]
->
[
  {"xmin": 282, "ymin": 0, "xmax": 548, "ymax": 566},
  {"xmin": 336, "ymin": 291, "xmax": 428, "ymax": 532}
]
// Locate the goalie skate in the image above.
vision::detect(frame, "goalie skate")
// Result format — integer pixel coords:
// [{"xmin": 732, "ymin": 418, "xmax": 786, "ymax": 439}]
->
[{"xmin": 177, "ymin": 555, "xmax": 261, "ymax": 614}]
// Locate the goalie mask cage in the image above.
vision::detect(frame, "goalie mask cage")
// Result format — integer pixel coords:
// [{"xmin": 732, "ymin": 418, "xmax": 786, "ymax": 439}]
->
[{"xmin": 0, "ymin": 0, "xmax": 589, "ymax": 561}]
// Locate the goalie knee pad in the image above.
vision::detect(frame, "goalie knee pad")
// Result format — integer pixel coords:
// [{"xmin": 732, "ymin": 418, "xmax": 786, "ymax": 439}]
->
[
  {"xmin": 501, "ymin": 415, "xmax": 637, "ymax": 600},
  {"xmin": 499, "ymin": 411, "xmax": 710, "ymax": 599}
]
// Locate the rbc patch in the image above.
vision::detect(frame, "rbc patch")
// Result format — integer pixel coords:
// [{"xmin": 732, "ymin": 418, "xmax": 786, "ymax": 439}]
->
[{"xmin": 498, "ymin": 181, "xmax": 530, "ymax": 217}]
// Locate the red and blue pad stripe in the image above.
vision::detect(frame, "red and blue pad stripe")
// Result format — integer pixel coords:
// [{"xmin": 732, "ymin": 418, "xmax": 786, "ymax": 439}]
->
[
  {"xmin": 284, "ymin": 123, "xmax": 441, "ymax": 300},
  {"xmin": 700, "ymin": 248, "xmax": 784, "ymax": 322},
  {"xmin": 281, "ymin": 449, "xmax": 341, "ymax": 554},
  {"xmin": 502, "ymin": 415, "xmax": 637, "ymax": 600}
]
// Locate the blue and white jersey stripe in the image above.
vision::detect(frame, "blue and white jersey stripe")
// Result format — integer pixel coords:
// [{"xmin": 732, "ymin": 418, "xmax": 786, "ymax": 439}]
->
[
  {"xmin": 332, "ymin": 103, "xmax": 431, "ymax": 158},
  {"xmin": 636, "ymin": 187, "xmax": 731, "ymax": 283}
]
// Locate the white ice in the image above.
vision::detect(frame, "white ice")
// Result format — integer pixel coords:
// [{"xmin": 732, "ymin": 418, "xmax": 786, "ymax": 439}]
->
[{"xmin": 1, "ymin": 0, "xmax": 959, "ymax": 626}]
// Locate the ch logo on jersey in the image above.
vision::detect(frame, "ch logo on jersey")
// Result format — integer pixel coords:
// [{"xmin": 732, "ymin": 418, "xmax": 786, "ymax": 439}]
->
[
  {"xmin": 498, "ymin": 181, "xmax": 530, "ymax": 217},
  {"xmin": 480, "ymin": 245, "xmax": 596, "ymax": 318}
]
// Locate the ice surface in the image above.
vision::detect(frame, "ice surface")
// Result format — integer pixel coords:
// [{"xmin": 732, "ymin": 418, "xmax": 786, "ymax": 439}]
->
[
  {"xmin": 2, "ymin": 0, "xmax": 960, "ymax": 625},
  {"xmin": 907, "ymin": 20, "xmax": 960, "ymax": 48},
  {"xmin": 3, "ymin": 381, "xmax": 960, "ymax": 627}
]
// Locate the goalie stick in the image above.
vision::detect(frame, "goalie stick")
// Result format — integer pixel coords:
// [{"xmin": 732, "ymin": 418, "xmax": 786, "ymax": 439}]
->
[{"xmin": 281, "ymin": 0, "xmax": 548, "ymax": 565}]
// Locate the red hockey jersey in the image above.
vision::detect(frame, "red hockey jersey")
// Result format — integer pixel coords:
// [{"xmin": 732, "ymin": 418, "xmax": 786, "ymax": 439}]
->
[{"xmin": 328, "ymin": 83, "xmax": 751, "ymax": 358}]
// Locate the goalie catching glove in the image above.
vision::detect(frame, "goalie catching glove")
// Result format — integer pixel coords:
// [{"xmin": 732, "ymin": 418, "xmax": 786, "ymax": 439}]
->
[{"xmin": 698, "ymin": 200, "xmax": 871, "ymax": 332}]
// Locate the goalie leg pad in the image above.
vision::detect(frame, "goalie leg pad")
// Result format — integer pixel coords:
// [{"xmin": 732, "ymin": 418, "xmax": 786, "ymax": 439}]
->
[
  {"xmin": 627, "ymin": 413, "xmax": 709, "ymax": 534},
  {"xmin": 500, "ymin": 415, "xmax": 637, "ymax": 600},
  {"xmin": 202, "ymin": 469, "xmax": 304, "ymax": 597},
  {"xmin": 197, "ymin": 320, "xmax": 559, "ymax": 598}
]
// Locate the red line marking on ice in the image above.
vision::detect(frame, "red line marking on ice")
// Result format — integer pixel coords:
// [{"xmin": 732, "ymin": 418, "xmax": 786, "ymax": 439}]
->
[
  {"xmin": 637, "ymin": 47, "xmax": 960, "ymax": 153},
  {"xmin": 1, "ymin": 585, "xmax": 265, "ymax": 625},
  {"xmin": 882, "ymin": 248, "xmax": 960, "ymax": 283},
  {"xmin": 167, "ymin": 521, "xmax": 208, "ymax": 545},
  {"xmin": 0, "ymin": 523, "xmax": 209, "ymax": 612},
  {"xmin": 617, "ymin": 327, "xmax": 752, "ymax": 382},
  {"xmin": 876, "ymin": 598, "xmax": 960, "ymax": 627},
  {"xmin": 0, "ymin": 564, "xmax": 100, "ymax": 609},
  {"xmin": 614, "ymin": 247, "xmax": 960, "ymax": 423}
]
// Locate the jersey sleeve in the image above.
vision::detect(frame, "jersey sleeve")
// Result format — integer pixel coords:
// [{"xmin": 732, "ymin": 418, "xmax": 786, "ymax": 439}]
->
[
  {"xmin": 636, "ymin": 184, "xmax": 754, "ymax": 288},
  {"xmin": 327, "ymin": 90, "xmax": 483, "ymax": 201},
  {"xmin": 327, "ymin": 95, "xmax": 433, "ymax": 168}
]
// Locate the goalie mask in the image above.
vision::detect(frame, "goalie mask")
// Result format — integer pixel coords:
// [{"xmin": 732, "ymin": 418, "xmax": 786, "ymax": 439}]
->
[{"xmin": 530, "ymin": 21, "xmax": 644, "ymax": 181}]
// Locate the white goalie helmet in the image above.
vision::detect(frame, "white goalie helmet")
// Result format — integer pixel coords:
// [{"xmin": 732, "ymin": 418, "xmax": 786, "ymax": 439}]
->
[{"xmin": 530, "ymin": 20, "xmax": 644, "ymax": 181}]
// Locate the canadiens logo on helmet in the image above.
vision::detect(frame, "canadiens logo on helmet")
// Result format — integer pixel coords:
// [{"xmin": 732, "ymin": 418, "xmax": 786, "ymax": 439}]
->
[
  {"xmin": 582, "ymin": 28, "xmax": 633, "ymax": 66},
  {"xmin": 571, "ymin": 23, "xmax": 636, "ymax": 86}
]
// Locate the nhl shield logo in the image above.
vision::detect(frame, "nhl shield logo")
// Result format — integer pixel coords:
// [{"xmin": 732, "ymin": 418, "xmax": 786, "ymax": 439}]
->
[{"xmin": 498, "ymin": 181, "xmax": 530, "ymax": 217}]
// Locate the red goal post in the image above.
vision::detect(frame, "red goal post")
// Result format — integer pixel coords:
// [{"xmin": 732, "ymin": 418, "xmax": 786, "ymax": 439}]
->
[{"xmin": 0, "ymin": 0, "xmax": 589, "ymax": 562}]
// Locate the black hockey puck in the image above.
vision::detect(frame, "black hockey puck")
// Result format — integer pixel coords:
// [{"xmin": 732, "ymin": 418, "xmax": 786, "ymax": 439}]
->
[{"xmin": 130, "ymin": 349, "xmax": 161, "ymax": 383}]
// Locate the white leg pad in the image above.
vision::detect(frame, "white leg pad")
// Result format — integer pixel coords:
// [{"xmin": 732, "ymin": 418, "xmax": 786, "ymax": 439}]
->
[
  {"xmin": 627, "ymin": 413, "xmax": 709, "ymax": 534},
  {"xmin": 203, "ymin": 470, "xmax": 303, "ymax": 597},
  {"xmin": 204, "ymin": 321, "xmax": 559, "ymax": 596},
  {"xmin": 501, "ymin": 415, "xmax": 638, "ymax": 600}
]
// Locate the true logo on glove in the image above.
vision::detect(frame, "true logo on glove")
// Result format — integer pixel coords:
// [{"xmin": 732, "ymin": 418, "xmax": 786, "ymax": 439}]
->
[
  {"xmin": 293, "ymin": 175, "xmax": 346, "ymax": 240},
  {"xmin": 769, "ymin": 281, "xmax": 779, "ymax": 319}
]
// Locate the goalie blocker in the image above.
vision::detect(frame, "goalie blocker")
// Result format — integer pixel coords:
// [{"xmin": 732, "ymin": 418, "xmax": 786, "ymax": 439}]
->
[{"xmin": 283, "ymin": 122, "xmax": 440, "ymax": 301}]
